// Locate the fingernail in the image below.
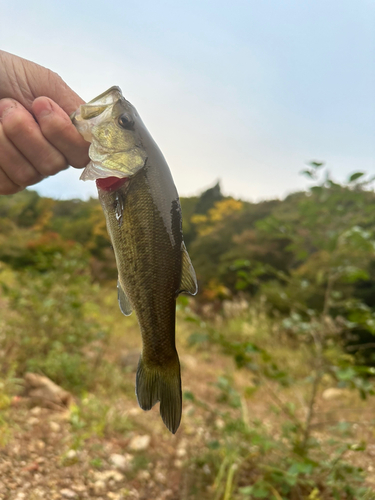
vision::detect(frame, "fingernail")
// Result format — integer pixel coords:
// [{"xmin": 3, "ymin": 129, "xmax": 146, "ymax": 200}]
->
[{"xmin": 33, "ymin": 99, "xmax": 52, "ymax": 119}]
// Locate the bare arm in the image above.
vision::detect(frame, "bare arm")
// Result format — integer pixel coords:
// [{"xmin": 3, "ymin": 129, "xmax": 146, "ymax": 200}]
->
[{"xmin": 0, "ymin": 50, "xmax": 89, "ymax": 194}]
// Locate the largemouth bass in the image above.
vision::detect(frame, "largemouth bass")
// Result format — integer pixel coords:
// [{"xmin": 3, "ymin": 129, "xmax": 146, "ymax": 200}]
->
[{"xmin": 71, "ymin": 87, "xmax": 197, "ymax": 433}]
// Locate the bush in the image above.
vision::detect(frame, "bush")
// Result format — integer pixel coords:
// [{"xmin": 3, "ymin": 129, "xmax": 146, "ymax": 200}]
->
[{"xmin": 0, "ymin": 243, "xmax": 105, "ymax": 392}]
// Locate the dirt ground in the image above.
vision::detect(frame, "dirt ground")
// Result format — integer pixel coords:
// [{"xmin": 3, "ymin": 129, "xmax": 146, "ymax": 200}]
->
[{"xmin": 1, "ymin": 334, "xmax": 375, "ymax": 500}]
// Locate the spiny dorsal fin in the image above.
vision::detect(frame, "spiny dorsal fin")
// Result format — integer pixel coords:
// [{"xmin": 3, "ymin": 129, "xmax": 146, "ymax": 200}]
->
[
  {"xmin": 117, "ymin": 280, "xmax": 133, "ymax": 316},
  {"xmin": 178, "ymin": 243, "xmax": 198, "ymax": 296}
]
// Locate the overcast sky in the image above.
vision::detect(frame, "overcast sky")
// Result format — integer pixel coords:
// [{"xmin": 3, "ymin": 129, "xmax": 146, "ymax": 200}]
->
[{"xmin": 1, "ymin": 0, "xmax": 374, "ymax": 201}]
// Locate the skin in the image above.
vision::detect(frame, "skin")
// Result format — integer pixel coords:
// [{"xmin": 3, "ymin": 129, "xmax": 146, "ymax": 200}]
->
[{"xmin": 0, "ymin": 50, "xmax": 90, "ymax": 195}]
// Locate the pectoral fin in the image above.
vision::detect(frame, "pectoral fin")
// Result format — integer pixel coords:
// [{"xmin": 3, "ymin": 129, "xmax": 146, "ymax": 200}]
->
[
  {"xmin": 178, "ymin": 243, "xmax": 198, "ymax": 296},
  {"xmin": 117, "ymin": 280, "xmax": 133, "ymax": 316}
]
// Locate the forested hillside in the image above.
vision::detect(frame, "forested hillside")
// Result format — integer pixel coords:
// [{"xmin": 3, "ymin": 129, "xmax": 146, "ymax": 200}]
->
[{"xmin": 1, "ymin": 165, "xmax": 375, "ymax": 499}]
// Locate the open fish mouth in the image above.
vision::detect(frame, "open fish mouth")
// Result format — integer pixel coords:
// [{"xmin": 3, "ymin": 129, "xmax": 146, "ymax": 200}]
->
[{"xmin": 79, "ymin": 162, "xmax": 130, "ymax": 181}]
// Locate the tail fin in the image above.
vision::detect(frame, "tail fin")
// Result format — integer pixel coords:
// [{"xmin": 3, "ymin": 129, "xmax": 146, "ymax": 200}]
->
[{"xmin": 136, "ymin": 355, "xmax": 182, "ymax": 434}]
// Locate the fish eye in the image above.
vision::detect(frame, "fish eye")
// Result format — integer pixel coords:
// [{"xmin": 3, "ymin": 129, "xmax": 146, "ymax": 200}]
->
[{"xmin": 118, "ymin": 113, "xmax": 134, "ymax": 130}]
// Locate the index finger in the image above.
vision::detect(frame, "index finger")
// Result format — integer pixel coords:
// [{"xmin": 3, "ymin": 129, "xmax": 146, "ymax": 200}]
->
[{"xmin": 32, "ymin": 97, "xmax": 90, "ymax": 169}]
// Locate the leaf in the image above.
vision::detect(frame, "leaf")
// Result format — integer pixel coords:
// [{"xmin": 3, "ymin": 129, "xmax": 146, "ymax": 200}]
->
[
  {"xmin": 239, "ymin": 486, "xmax": 253, "ymax": 495},
  {"xmin": 309, "ymin": 161, "xmax": 325, "ymax": 168},
  {"xmin": 183, "ymin": 390, "xmax": 195, "ymax": 401},
  {"xmin": 348, "ymin": 172, "xmax": 365, "ymax": 183},
  {"xmin": 300, "ymin": 169, "xmax": 316, "ymax": 179},
  {"xmin": 252, "ymin": 482, "xmax": 271, "ymax": 498}
]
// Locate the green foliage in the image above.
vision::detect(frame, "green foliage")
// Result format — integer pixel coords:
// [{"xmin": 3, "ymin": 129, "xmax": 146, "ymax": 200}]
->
[
  {"xmin": 1, "ymin": 168, "xmax": 375, "ymax": 497},
  {"xmin": 185, "ymin": 306, "xmax": 374, "ymax": 499},
  {"xmin": 0, "ymin": 243, "xmax": 104, "ymax": 392}
]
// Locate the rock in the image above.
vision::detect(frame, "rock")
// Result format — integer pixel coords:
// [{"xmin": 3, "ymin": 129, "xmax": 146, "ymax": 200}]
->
[
  {"xmin": 176, "ymin": 439, "xmax": 187, "ymax": 458},
  {"xmin": 322, "ymin": 388, "xmax": 349, "ymax": 400},
  {"xmin": 30, "ymin": 406, "xmax": 42, "ymax": 415},
  {"xmin": 60, "ymin": 489, "xmax": 77, "ymax": 499},
  {"xmin": 160, "ymin": 489, "xmax": 173, "ymax": 499},
  {"xmin": 127, "ymin": 407, "xmax": 141, "ymax": 416},
  {"xmin": 73, "ymin": 484, "xmax": 86, "ymax": 493},
  {"xmin": 108, "ymin": 493, "xmax": 122, "ymax": 500},
  {"xmin": 66, "ymin": 449, "xmax": 77, "ymax": 460},
  {"xmin": 155, "ymin": 471, "xmax": 167, "ymax": 484},
  {"xmin": 203, "ymin": 464, "xmax": 211, "ymax": 475},
  {"xmin": 112, "ymin": 471, "xmax": 124, "ymax": 482},
  {"xmin": 128, "ymin": 435, "xmax": 151, "ymax": 451},
  {"xmin": 110, "ymin": 453, "xmax": 132, "ymax": 471},
  {"xmin": 94, "ymin": 470, "xmax": 124, "ymax": 483},
  {"xmin": 23, "ymin": 373, "xmax": 72, "ymax": 409},
  {"xmin": 137, "ymin": 470, "xmax": 151, "ymax": 480},
  {"xmin": 36, "ymin": 440, "xmax": 45, "ymax": 450},
  {"xmin": 49, "ymin": 421, "xmax": 61, "ymax": 433},
  {"xmin": 93, "ymin": 480, "xmax": 106, "ymax": 495},
  {"xmin": 215, "ymin": 418, "xmax": 225, "ymax": 429},
  {"xmin": 27, "ymin": 417, "xmax": 39, "ymax": 426}
]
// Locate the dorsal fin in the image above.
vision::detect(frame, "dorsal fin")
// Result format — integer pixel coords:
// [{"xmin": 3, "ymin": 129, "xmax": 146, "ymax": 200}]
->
[
  {"xmin": 178, "ymin": 243, "xmax": 198, "ymax": 296},
  {"xmin": 117, "ymin": 280, "xmax": 133, "ymax": 316}
]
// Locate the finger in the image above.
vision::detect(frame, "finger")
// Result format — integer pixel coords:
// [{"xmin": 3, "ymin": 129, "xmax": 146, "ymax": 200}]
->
[
  {"xmin": 0, "ymin": 98, "xmax": 68, "ymax": 177},
  {"xmin": 0, "ymin": 117, "xmax": 44, "ymax": 189},
  {"xmin": 32, "ymin": 97, "xmax": 90, "ymax": 169},
  {"xmin": 0, "ymin": 167, "xmax": 22, "ymax": 195}
]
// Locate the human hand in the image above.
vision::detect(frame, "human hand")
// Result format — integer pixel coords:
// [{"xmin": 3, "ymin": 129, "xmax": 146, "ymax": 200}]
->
[{"xmin": 0, "ymin": 50, "xmax": 90, "ymax": 194}]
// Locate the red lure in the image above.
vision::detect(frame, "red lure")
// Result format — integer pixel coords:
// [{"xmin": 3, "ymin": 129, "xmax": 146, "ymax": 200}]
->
[{"xmin": 96, "ymin": 177, "xmax": 128, "ymax": 192}]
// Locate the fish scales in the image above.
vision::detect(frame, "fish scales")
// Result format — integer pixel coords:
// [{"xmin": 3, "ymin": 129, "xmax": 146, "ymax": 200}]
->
[{"xmin": 100, "ymin": 167, "xmax": 182, "ymax": 364}]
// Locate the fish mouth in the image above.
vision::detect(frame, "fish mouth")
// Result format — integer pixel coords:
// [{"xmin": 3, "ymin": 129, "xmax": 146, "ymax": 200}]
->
[
  {"xmin": 79, "ymin": 162, "xmax": 130, "ymax": 182},
  {"xmin": 96, "ymin": 176, "xmax": 130, "ymax": 192}
]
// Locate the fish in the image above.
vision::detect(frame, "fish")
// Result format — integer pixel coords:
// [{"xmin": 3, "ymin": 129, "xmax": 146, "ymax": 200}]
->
[{"xmin": 71, "ymin": 87, "xmax": 197, "ymax": 433}]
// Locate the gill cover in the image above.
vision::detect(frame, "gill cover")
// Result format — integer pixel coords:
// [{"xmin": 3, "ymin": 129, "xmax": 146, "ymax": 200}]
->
[{"xmin": 71, "ymin": 86, "xmax": 148, "ymax": 181}]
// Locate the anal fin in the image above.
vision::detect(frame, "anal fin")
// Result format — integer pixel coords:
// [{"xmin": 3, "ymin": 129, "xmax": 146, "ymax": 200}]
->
[{"xmin": 117, "ymin": 280, "xmax": 133, "ymax": 316}]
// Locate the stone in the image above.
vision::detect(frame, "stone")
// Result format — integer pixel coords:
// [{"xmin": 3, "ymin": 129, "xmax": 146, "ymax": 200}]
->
[
  {"xmin": 176, "ymin": 439, "xmax": 187, "ymax": 458},
  {"xmin": 24, "ymin": 372, "xmax": 72, "ymax": 409},
  {"xmin": 66, "ymin": 449, "xmax": 78, "ymax": 460},
  {"xmin": 128, "ymin": 407, "xmax": 141, "ymax": 416},
  {"xmin": 215, "ymin": 418, "xmax": 225, "ymax": 429},
  {"xmin": 155, "ymin": 471, "xmax": 167, "ymax": 484},
  {"xmin": 94, "ymin": 470, "xmax": 124, "ymax": 483},
  {"xmin": 60, "ymin": 489, "xmax": 77, "ymax": 499},
  {"xmin": 110, "ymin": 453, "xmax": 132, "ymax": 471},
  {"xmin": 73, "ymin": 484, "xmax": 86, "ymax": 493},
  {"xmin": 49, "ymin": 421, "xmax": 61, "ymax": 432},
  {"xmin": 128, "ymin": 435, "xmax": 151, "ymax": 451},
  {"xmin": 322, "ymin": 388, "xmax": 348, "ymax": 400},
  {"xmin": 27, "ymin": 417, "xmax": 39, "ymax": 426},
  {"xmin": 137, "ymin": 470, "xmax": 151, "ymax": 480},
  {"xmin": 93, "ymin": 480, "xmax": 106, "ymax": 495}
]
